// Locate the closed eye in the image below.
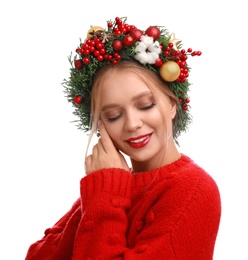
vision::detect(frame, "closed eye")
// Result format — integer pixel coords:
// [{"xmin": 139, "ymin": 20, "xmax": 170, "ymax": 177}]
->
[
  {"xmin": 106, "ymin": 103, "xmax": 156, "ymax": 122},
  {"xmin": 140, "ymin": 102, "xmax": 156, "ymax": 110},
  {"xmin": 107, "ymin": 113, "xmax": 122, "ymax": 122}
]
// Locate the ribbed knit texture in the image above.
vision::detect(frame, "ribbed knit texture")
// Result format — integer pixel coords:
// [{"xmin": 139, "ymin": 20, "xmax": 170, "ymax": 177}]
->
[{"xmin": 25, "ymin": 154, "xmax": 221, "ymax": 260}]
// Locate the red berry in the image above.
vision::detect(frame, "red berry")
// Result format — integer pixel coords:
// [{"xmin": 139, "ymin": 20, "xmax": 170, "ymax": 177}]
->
[
  {"xmin": 164, "ymin": 50, "xmax": 170, "ymax": 56},
  {"xmin": 100, "ymin": 48, "xmax": 106, "ymax": 55},
  {"xmin": 96, "ymin": 42, "xmax": 104, "ymax": 49},
  {"xmin": 89, "ymin": 46, "xmax": 95, "ymax": 52},
  {"xmin": 74, "ymin": 95, "xmax": 82, "ymax": 104},
  {"xmin": 124, "ymin": 24, "xmax": 131, "ymax": 32},
  {"xmin": 145, "ymin": 26, "xmax": 161, "ymax": 40},
  {"xmin": 183, "ymin": 104, "xmax": 188, "ymax": 110},
  {"xmin": 155, "ymin": 58, "xmax": 163, "ymax": 67},
  {"xmin": 97, "ymin": 55, "xmax": 104, "ymax": 61},
  {"xmin": 112, "ymin": 40, "xmax": 123, "ymax": 51},
  {"xmin": 84, "ymin": 49, "xmax": 90, "ymax": 55},
  {"xmin": 115, "ymin": 17, "xmax": 121, "ymax": 24},
  {"xmin": 74, "ymin": 59, "xmax": 83, "ymax": 69},
  {"xmin": 83, "ymin": 57, "xmax": 90, "ymax": 64},
  {"xmin": 129, "ymin": 28, "xmax": 143, "ymax": 41},
  {"xmin": 94, "ymin": 50, "xmax": 100, "ymax": 57}
]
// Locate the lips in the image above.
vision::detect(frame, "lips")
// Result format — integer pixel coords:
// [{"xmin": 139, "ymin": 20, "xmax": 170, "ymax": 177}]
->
[{"xmin": 125, "ymin": 133, "xmax": 152, "ymax": 149}]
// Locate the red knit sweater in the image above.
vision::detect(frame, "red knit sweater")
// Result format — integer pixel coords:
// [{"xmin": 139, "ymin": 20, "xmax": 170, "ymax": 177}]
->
[{"xmin": 25, "ymin": 154, "xmax": 221, "ymax": 260}]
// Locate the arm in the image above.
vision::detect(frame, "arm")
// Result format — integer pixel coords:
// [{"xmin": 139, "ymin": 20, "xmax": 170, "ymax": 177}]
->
[
  {"xmin": 25, "ymin": 121, "xmax": 131, "ymax": 260},
  {"xmin": 25, "ymin": 198, "xmax": 81, "ymax": 260},
  {"xmin": 73, "ymin": 168, "xmax": 132, "ymax": 259}
]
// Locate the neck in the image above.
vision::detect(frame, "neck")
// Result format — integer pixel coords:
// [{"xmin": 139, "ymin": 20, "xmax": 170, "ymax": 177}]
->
[{"xmin": 131, "ymin": 140, "xmax": 181, "ymax": 173}]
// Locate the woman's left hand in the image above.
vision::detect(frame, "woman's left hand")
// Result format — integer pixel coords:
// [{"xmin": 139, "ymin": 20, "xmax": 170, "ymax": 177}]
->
[{"xmin": 85, "ymin": 121, "xmax": 130, "ymax": 175}]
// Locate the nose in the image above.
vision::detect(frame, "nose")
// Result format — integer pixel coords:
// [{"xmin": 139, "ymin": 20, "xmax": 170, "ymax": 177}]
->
[{"xmin": 124, "ymin": 110, "xmax": 143, "ymax": 132}]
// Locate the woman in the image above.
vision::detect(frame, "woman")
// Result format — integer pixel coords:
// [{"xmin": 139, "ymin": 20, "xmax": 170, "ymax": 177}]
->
[{"xmin": 25, "ymin": 17, "xmax": 221, "ymax": 260}]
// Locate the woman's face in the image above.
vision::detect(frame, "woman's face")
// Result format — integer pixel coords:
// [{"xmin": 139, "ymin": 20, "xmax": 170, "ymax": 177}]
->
[{"xmin": 99, "ymin": 70, "xmax": 177, "ymax": 170}]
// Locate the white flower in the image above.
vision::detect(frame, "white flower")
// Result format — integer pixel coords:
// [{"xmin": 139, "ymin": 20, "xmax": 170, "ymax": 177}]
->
[{"xmin": 134, "ymin": 35, "xmax": 161, "ymax": 64}]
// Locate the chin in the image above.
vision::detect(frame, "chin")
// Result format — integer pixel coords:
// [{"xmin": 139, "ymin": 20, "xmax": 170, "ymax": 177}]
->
[{"xmin": 129, "ymin": 151, "xmax": 156, "ymax": 163}]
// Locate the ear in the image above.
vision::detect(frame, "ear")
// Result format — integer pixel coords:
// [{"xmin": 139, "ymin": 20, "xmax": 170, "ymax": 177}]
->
[{"xmin": 170, "ymin": 101, "xmax": 177, "ymax": 120}]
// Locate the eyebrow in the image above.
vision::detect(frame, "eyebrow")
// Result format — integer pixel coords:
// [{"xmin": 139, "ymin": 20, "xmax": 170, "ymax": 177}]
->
[{"xmin": 101, "ymin": 91, "xmax": 152, "ymax": 112}]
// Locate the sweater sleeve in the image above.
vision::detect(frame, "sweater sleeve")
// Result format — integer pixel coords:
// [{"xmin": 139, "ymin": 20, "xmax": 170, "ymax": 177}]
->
[
  {"xmin": 25, "ymin": 198, "xmax": 82, "ymax": 260},
  {"xmin": 72, "ymin": 168, "xmax": 133, "ymax": 259}
]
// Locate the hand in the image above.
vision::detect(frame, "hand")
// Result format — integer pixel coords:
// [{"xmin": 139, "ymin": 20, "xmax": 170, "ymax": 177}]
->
[{"xmin": 85, "ymin": 121, "xmax": 130, "ymax": 175}]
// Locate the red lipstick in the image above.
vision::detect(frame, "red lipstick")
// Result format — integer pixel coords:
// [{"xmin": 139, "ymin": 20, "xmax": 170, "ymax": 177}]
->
[{"xmin": 125, "ymin": 133, "xmax": 152, "ymax": 149}]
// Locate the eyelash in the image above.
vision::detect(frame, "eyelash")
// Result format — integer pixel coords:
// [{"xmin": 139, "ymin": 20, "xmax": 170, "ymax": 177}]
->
[
  {"xmin": 107, "ymin": 102, "xmax": 156, "ymax": 122},
  {"xmin": 140, "ymin": 102, "xmax": 156, "ymax": 110}
]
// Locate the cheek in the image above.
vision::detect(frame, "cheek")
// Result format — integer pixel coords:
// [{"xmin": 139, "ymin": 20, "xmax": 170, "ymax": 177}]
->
[
  {"xmin": 149, "ymin": 109, "xmax": 165, "ymax": 126},
  {"xmin": 151, "ymin": 109, "xmax": 173, "ymax": 137},
  {"xmin": 104, "ymin": 123, "xmax": 121, "ymax": 144}
]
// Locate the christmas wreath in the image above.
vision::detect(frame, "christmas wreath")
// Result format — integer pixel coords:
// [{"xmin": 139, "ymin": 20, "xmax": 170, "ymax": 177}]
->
[{"xmin": 62, "ymin": 16, "xmax": 201, "ymax": 140}]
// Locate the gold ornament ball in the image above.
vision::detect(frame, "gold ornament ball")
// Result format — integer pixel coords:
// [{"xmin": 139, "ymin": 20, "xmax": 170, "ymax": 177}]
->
[
  {"xmin": 87, "ymin": 26, "xmax": 104, "ymax": 39},
  {"xmin": 160, "ymin": 61, "xmax": 180, "ymax": 82}
]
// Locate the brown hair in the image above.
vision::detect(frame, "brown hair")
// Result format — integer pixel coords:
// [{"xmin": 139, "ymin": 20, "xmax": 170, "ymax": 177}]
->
[{"xmin": 86, "ymin": 60, "xmax": 179, "ymax": 154}]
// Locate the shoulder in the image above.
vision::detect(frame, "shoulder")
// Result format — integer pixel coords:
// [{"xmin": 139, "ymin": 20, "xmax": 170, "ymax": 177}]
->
[
  {"xmin": 155, "ymin": 154, "xmax": 221, "ymax": 210},
  {"xmin": 170, "ymin": 154, "xmax": 221, "ymax": 217},
  {"xmin": 154, "ymin": 155, "xmax": 221, "ymax": 229},
  {"xmin": 180, "ymin": 154, "xmax": 220, "ymax": 193},
  {"xmin": 167, "ymin": 154, "xmax": 219, "ymax": 190}
]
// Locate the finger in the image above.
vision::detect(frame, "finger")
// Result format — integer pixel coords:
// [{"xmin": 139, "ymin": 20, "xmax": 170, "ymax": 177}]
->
[
  {"xmin": 92, "ymin": 143, "xmax": 99, "ymax": 158},
  {"xmin": 98, "ymin": 137, "xmax": 107, "ymax": 154},
  {"xmin": 85, "ymin": 154, "xmax": 92, "ymax": 175},
  {"xmin": 98, "ymin": 121, "xmax": 116, "ymax": 153}
]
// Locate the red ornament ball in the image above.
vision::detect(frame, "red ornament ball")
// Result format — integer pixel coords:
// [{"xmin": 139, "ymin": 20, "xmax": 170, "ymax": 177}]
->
[
  {"xmin": 74, "ymin": 59, "xmax": 83, "ymax": 70},
  {"xmin": 124, "ymin": 35, "xmax": 134, "ymax": 46},
  {"xmin": 112, "ymin": 40, "xmax": 123, "ymax": 51},
  {"xmin": 145, "ymin": 26, "xmax": 161, "ymax": 40},
  {"xmin": 129, "ymin": 28, "xmax": 143, "ymax": 41},
  {"xmin": 73, "ymin": 95, "xmax": 82, "ymax": 105}
]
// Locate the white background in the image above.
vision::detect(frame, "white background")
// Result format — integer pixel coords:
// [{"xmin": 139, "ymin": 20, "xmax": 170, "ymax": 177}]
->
[{"xmin": 0, "ymin": 1, "xmax": 247, "ymax": 259}]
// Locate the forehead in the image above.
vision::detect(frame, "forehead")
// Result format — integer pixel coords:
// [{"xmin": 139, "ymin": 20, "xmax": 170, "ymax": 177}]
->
[{"xmin": 100, "ymin": 70, "xmax": 152, "ymax": 102}]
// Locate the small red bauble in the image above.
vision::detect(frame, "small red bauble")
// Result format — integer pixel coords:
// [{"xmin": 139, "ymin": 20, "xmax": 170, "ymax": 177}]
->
[
  {"xmin": 74, "ymin": 59, "xmax": 83, "ymax": 70},
  {"xmin": 129, "ymin": 28, "xmax": 143, "ymax": 41},
  {"xmin": 155, "ymin": 58, "xmax": 163, "ymax": 67},
  {"xmin": 74, "ymin": 95, "xmax": 82, "ymax": 104},
  {"xmin": 112, "ymin": 40, "xmax": 123, "ymax": 51},
  {"xmin": 124, "ymin": 35, "xmax": 134, "ymax": 46},
  {"xmin": 145, "ymin": 26, "xmax": 161, "ymax": 40}
]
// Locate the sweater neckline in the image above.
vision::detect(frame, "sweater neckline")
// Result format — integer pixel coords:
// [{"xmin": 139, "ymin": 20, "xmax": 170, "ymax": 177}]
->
[{"xmin": 131, "ymin": 154, "xmax": 192, "ymax": 187}]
